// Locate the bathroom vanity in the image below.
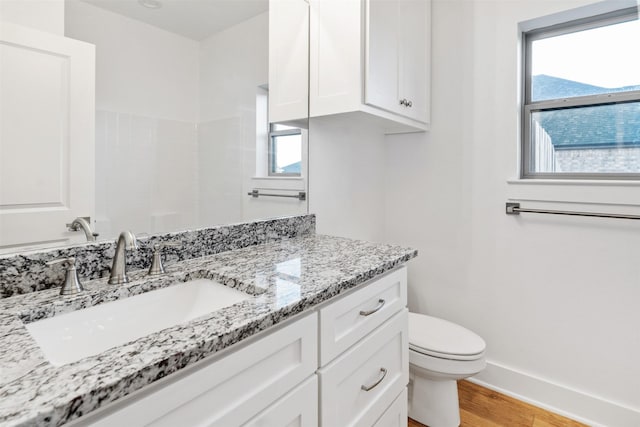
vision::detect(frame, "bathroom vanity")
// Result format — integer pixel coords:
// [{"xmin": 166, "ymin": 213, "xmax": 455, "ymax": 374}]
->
[{"xmin": 0, "ymin": 215, "xmax": 416, "ymax": 426}]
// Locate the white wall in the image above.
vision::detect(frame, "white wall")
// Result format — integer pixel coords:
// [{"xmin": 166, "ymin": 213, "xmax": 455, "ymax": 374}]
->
[
  {"xmin": 0, "ymin": 0, "xmax": 65, "ymax": 35},
  {"xmin": 199, "ymin": 13, "xmax": 267, "ymax": 123},
  {"xmin": 309, "ymin": 115, "xmax": 387, "ymax": 242},
  {"xmin": 65, "ymin": 0, "xmax": 199, "ymax": 122},
  {"xmin": 381, "ymin": 1, "xmax": 640, "ymax": 426}
]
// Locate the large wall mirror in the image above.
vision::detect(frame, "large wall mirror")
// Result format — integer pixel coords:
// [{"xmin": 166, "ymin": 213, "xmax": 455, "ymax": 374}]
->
[{"xmin": 0, "ymin": 0, "xmax": 309, "ymax": 253}]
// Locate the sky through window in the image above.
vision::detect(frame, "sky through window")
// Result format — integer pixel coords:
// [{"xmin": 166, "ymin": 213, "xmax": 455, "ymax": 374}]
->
[{"xmin": 532, "ymin": 16, "xmax": 640, "ymax": 88}]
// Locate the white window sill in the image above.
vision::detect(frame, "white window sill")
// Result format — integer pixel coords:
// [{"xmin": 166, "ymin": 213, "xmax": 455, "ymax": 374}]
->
[
  {"xmin": 506, "ymin": 178, "xmax": 640, "ymax": 208},
  {"xmin": 507, "ymin": 178, "xmax": 640, "ymax": 187},
  {"xmin": 250, "ymin": 176, "xmax": 306, "ymax": 192},
  {"xmin": 251, "ymin": 176, "xmax": 304, "ymax": 181}
]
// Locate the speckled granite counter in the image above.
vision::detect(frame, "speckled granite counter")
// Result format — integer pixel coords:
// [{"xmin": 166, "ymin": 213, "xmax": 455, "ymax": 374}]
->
[{"xmin": 0, "ymin": 234, "xmax": 416, "ymax": 427}]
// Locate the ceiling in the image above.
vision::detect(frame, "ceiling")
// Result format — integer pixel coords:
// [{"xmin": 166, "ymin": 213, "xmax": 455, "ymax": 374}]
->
[{"xmin": 79, "ymin": 0, "xmax": 268, "ymax": 40}]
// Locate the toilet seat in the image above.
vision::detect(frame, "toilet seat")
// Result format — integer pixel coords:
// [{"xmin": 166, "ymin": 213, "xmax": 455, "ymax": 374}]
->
[
  {"xmin": 410, "ymin": 344, "xmax": 484, "ymax": 361},
  {"xmin": 409, "ymin": 313, "xmax": 485, "ymax": 361}
]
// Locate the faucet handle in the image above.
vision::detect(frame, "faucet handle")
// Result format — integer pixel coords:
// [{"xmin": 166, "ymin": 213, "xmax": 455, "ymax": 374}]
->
[
  {"xmin": 148, "ymin": 241, "xmax": 182, "ymax": 276},
  {"xmin": 46, "ymin": 257, "xmax": 84, "ymax": 295}
]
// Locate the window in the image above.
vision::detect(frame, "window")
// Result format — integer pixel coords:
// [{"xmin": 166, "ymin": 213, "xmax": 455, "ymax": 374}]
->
[
  {"xmin": 522, "ymin": 7, "xmax": 640, "ymax": 179},
  {"xmin": 269, "ymin": 123, "xmax": 302, "ymax": 176}
]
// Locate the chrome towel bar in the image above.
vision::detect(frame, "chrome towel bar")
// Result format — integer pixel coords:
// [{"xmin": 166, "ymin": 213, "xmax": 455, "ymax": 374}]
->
[
  {"xmin": 506, "ymin": 202, "xmax": 640, "ymax": 220},
  {"xmin": 248, "ymin": 189, "xmax": 306, "ymax": 201}
]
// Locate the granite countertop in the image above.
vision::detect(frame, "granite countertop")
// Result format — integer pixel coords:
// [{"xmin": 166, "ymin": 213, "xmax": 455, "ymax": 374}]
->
[{"xmin": 0, "ymin": 234, "xmax": 417, "ymax": 427}]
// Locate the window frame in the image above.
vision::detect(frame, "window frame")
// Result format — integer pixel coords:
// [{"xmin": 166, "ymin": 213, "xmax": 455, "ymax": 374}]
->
[
  {"xmin": 268, "ymin": 123, "xmax": 303, "ymax": 177},
  {"xmin": 521, "ymin": 6, "xmax": 640, "ymax": 180}
]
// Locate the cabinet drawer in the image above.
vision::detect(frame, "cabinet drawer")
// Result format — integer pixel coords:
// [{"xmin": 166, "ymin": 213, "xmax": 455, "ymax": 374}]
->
[
  {"xmin": 319, "ymin": 266, "xmax": 406, "ymax": 365},
  {"xmin": 243, "ymin": 375, "xmax": 318, "ymax": 427},
  {"xmin": 373, "ymin": 388, "xmax": 408, "ymax": 427},
  {"xmin": 318, "ymin": 309, "xmax": 408, "ymax": 427},
  {"xmin": 80, "ymin": 313, "xmax": 317, "ymax": 427}
]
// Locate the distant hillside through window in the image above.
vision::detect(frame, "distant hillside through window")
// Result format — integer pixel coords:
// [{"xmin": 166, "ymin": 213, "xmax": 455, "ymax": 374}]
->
[
  {"xmin": 532, "ymin": 75, "xmax": 640, "ymax": 148},
  {"xmin": 532, "ymin": 74, "xmax": 640, "ymax": 101}
]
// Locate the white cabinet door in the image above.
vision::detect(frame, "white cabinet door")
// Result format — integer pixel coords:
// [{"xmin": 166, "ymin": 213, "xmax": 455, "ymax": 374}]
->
[
  {"xmin": 372, "ymin": 388, "xmax": 407, "ymax": 427},
  {"xmin": 318, "ymin": 310, "xmax": 409, "ymax": 427},
  {"xmin": 398, "ymin": 0, "xmax": 430, "ymax": 123},
  {"xmin": 73, "ymin": 313, "xmax": 318, "ymax": 427},
  {"xmin": 365, "ymin": 0, "xmax": 429, "ymax": 123},
  {"xmin": 365, "ymin": 0, "xmax": 402, "ymax": 117},
  {"xmin": 243, "ymin": 375, "xmax": 318, "ymax": 427},
  {"xmin": 309, "ymin": 0, "xmax": 362, "ymax": 117},
  {"xmin": 0, "ymin": 22, "xmax": 95, "ymax": 251},
  {"xmin": 269, "ymin": 0, "xmax": 309, "ymax": 125}
]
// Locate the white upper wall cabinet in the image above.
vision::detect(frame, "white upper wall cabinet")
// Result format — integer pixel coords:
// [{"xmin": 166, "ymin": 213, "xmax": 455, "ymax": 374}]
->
[
  {"xmin": 268, "ymin": 0, "xmax": 309, "ymax": 125},
  {"xmin": 366, "ymin": 0, "xmax": 430, "ymax": 123},
  {"xmin": 0, "ymin": 23, "xmax": 95, "ymax": 251},
  {"xmin": 309, "ymin": 0, "xmax": 430, "ymax": 133}
]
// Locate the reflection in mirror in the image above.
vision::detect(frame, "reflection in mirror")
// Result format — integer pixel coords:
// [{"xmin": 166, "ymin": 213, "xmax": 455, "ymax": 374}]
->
[{"xmin": 0, "ymin": 0, "xmax": 309, "ymax": 254}]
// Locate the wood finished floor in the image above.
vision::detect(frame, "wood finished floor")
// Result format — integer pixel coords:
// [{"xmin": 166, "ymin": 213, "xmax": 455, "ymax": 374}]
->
[{"xmin": 408, "ymin": 380, "xmax": 588, "ymax": 427}]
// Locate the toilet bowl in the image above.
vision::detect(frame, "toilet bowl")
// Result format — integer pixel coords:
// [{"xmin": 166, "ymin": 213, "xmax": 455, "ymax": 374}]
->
[{"xmin": 408, "ymin": 313, "xmax": 486, "ymax": 427}]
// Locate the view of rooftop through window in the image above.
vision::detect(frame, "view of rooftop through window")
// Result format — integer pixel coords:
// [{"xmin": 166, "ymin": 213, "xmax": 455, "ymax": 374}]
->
[{"xmin": 526, "ymin": 13, "xmax": 640, "ymax": 176}]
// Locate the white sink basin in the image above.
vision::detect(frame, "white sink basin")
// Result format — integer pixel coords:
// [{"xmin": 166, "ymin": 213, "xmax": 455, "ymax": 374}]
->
[{"xmin": 25, "ymin": 279, "xmax": 251, "ymax": 366}]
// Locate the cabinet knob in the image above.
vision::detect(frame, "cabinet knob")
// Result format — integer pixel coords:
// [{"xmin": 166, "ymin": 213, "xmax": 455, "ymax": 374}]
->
[
  {"xmin": 407, "ymin": 100, "xmax": 413, "ymax": 107},
  {"xmin": 399, "ymin": 98, "xmax": 408, "ymax": 106}
]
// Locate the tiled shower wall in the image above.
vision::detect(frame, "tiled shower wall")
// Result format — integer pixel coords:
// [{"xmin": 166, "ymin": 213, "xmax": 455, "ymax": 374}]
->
[
  {"xmin": 95, "ymin": 110, "xmax": 199, "ymax": 239},
  {"xmin": 94, "ymin": 112, "xmax": 256, "ymax": 241}
]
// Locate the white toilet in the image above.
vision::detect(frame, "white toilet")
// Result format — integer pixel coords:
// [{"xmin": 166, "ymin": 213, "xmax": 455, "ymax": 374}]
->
[{"xmin": 408, "ymin": 312, "xmax": 486, "ymax": 427}]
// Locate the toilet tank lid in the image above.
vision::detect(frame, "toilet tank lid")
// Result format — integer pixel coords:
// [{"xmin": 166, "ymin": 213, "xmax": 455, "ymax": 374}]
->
[{"xmin": 409, "ymin": 313, "xmax": 486, "ymax": 356}]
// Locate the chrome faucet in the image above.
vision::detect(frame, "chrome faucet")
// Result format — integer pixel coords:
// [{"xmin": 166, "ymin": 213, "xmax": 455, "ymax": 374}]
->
[
  {"xmin": 108, "ymin": 231, "xmax": 138, "ymax": 285},
  {"xmin": 66, "ymin": 217, "xmax": 99, "ymax": 242}
]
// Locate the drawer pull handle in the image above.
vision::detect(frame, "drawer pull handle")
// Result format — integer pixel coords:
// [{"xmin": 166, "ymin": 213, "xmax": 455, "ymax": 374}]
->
[
  {"xmin": 361, "ymin": 367, "xmax": 387, "ymax": 391},
  {"xmin": 359, "ymin": 299, "xmax": 385, "ymax": 316}
]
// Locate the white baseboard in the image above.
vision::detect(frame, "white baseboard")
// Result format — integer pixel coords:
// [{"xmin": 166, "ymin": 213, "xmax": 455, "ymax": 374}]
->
[{"xmin": 469, "ymin": 361, "xmax": 640, "ymax": 427}]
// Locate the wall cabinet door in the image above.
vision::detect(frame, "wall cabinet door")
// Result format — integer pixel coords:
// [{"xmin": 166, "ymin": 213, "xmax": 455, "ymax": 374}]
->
[
  {"xmin": 365, "ymin": 0, "xmax": 402, "ymax": 117},
  {"xmin": 398, "ymin": 0, "xmax": 430, "ymax": 123},
  {"xmin": 0, "ymin": 22, "xmax": 95, "ymax": 251},
  {"xmin": 365, "ymin": 0, "xmax": 429, "ymax": 124},
  {"xmin": 309, "ymin": 0, "xmax": 362, "ymax": 118},
  {"xmin": 269, "ymin": 0, "xmax": 309, "ymax": 124}
]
